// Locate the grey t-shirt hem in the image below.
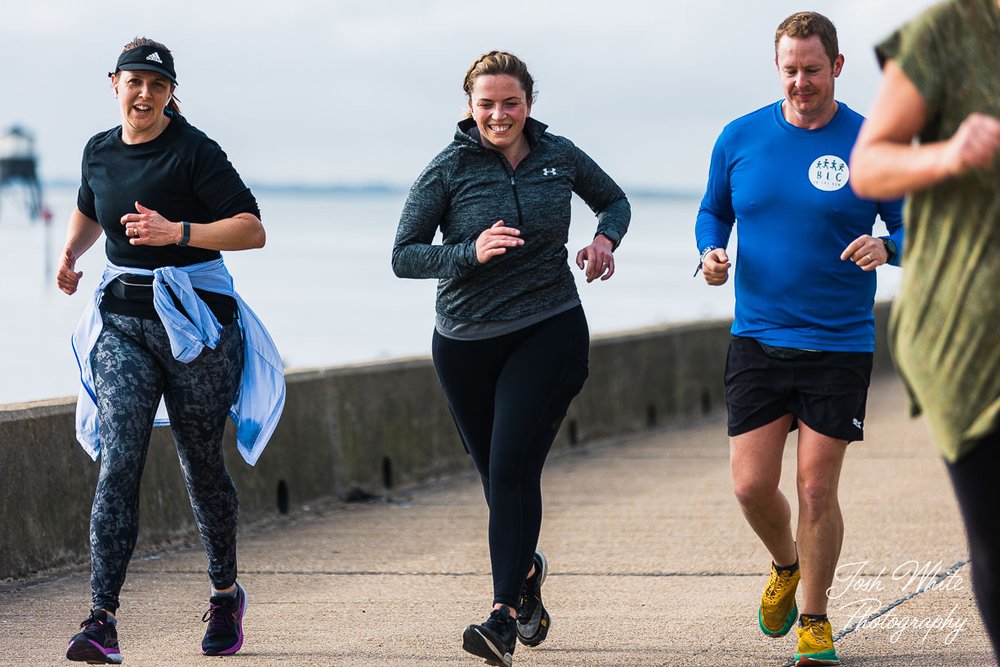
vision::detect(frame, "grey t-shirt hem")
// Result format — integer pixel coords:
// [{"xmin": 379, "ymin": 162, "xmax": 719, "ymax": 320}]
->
[{"xmin": 435, "ymin": 298, "xmax": 582, "ymax": 341}]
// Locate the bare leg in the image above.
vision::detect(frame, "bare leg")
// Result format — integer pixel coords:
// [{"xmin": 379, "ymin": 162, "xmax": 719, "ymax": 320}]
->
[
  {"xmin": 731, "ymin": 415, "xmax": 798, "ymax": 566},
  {"xmin": 795, "ymin": 421, "xmax": 849, "ymax": 615}
]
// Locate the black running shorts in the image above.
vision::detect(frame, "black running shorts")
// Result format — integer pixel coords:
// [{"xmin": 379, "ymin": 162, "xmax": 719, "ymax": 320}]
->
[{"xmin": 724, "ymin": 336, "xmax": 873, "ymax": 442}]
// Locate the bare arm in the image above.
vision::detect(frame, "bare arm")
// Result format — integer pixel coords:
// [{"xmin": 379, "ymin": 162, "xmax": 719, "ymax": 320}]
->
[
  {"xmin": 57, "ymin": 208, "xmax": 104, "ymax": 295},
  {"xmin": 120, "ymin": 202, "xmax": 265, "ymax": 251},
  {"xmin": 851, "ymin": 60, "xmax": 1000, "ymax": 199}
]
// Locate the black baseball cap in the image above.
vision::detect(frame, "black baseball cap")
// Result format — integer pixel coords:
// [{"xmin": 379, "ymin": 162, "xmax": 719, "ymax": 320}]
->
[{"xmin": 111, "ymin": 44, "xmax": 177, "ymax": 84}]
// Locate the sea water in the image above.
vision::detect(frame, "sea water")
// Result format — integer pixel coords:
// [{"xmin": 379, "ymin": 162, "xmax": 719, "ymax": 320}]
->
[{"xmin": 0, "ymin": 186, "xmax": 900, "ymax": 405}]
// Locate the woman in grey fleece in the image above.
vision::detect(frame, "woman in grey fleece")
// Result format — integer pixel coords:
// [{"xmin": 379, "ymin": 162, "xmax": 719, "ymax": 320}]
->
[{"xmin": 392, "ymin": 50, "xmax": 630, "ymax": 667}]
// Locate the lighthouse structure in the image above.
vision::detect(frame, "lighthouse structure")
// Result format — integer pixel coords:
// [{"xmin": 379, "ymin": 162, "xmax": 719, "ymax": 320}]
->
[{"xmin": 0, "ymin": 125, "xmax": 44, "ymax": 222}]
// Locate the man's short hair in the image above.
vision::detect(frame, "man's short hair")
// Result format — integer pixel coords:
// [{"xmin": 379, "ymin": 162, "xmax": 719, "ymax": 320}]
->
[{"xmin": 775, "ymin": 11, "xmax": 839, "ymax": 65}]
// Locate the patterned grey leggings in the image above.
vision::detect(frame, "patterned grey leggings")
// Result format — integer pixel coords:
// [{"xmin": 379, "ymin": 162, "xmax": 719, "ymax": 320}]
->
[{"xmin": 89, "ymin": 312, "xmax": 243, "ymax": 613}]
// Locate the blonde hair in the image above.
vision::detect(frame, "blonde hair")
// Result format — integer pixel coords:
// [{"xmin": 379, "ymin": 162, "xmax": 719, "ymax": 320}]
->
[{"xmin": 462, "ymin": 51, "xmax": 535, "ymax": 117}]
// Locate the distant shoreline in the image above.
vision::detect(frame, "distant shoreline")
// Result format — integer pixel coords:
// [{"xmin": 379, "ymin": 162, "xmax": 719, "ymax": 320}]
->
[{"xmin": 39, "ymin": 180, "xmax": 700, "ymax": 200}]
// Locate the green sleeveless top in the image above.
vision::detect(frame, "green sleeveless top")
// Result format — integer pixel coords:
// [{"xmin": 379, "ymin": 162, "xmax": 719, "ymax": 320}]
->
[{"xmin": 877, "ymin": 0, "xmax": 1000, "ymax": 462}]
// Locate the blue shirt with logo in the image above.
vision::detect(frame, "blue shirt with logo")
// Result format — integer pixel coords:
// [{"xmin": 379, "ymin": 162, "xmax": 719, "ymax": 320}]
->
[{"xmin": 695, "ymin": 100, "xmax": 904, "ymax": 352}]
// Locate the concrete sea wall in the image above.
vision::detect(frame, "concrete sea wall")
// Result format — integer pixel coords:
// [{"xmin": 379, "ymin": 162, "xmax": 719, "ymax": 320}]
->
[{"xmin": 0, "ymin": 304, "xmax": 893, "ymax": 580}]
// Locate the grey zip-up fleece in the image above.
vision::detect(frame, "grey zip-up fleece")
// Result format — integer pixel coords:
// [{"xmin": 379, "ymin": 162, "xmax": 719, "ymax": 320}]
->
[{"xmin": 392, "ymin": 117, "xmax": 630, "ymax": 323}]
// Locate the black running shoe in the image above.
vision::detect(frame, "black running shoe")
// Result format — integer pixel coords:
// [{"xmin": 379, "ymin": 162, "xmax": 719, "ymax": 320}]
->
[
  {"xmin": 66, "ymin": 609, "xmax": 123, "ymax": 664},
  {"xmin": 516, "ymin": 548, "xmax": 550, "ymax": 647},
  {"xmin": 462, "ymin": 605, "xmax": 517, "ymax": 667},
  {"xmin": 201, "ymin": 582, "xmax": 248, "ymax": 656}
]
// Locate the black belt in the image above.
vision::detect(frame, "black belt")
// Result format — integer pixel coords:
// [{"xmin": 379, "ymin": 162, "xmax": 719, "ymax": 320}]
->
[
  {"xmin": 104, "ymin": 273, "xmax": 236, "ymax": 325},
  {"xmin": 109, "ymin": 274, "xmax": 155, "ymax": 301},
  {"xmin": 758, "ymin": 341, "xmax": 824, "ymax": 360}
]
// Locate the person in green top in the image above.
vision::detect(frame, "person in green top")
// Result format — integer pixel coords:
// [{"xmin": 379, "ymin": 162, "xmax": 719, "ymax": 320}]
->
[{"xmin": 850, "ymin": 0, "xmax": 1000, "ymax": 659}]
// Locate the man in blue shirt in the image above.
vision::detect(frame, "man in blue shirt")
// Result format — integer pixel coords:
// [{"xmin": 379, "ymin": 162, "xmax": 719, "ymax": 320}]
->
[{"xmin": 695, "ymin": 12, "xmax": 903, "ymax": 667}]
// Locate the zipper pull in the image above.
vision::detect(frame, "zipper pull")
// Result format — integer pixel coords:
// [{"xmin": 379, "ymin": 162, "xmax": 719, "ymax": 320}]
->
[{"xmin": 510, "ymin": 177, "xmax": 516, "ymax": 186}]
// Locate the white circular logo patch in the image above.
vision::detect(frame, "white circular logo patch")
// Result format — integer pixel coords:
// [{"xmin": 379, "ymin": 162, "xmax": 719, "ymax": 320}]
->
[{"xmin": 808, "ymin": 155, "xmax": 850, "ymax": 191}]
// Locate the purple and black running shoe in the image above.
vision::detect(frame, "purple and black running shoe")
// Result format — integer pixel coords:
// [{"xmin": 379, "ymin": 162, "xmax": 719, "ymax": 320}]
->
[
  {"xmin": 201, "ymin": 582, "xmax": 248, "ymax": 656},
  {"xmin": 66, "ymin": 609, "xmax": 123, "ymax": 664}
]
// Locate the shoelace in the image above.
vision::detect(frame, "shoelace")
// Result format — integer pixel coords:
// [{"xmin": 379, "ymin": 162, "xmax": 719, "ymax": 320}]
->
[
  {"xmin": 202, "ymin": 601, "xmax": 236, "ymax": 631},
  {"xmin": 517, "ymin": 591, "xmax": 537, "ymax": 623},
  {"xmin": 517, "ymin": 569, "xmax": 541, "ymax": 618},
  {"xmin": 77, "ymin": 611, "xmax": 116, "ymax": 646},
  {"xmin": 484, "ymin": 606, "xmax": 516, "ymax": 632},
  {"xmin": 764, "ymin": 571, "xmax": 792, "ymax": 602},
  {"xmin": 80, "ymin": 611, "xmax": 108, "ymax": 632},
  {"xmin": 803, "ymin": 619, "xmax": 827, "ymax": 645}
]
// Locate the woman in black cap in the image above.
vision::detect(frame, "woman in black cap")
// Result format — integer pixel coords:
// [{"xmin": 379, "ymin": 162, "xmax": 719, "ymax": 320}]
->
[{"xmin": 60, "ymin": 37, "xmax": 284, "ymax": 664}]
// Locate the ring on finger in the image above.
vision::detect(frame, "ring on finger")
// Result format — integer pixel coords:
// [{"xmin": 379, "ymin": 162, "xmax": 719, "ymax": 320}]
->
[{"xmin": 864, "ymin": 253, "xmax": 872, "ymax": 262}]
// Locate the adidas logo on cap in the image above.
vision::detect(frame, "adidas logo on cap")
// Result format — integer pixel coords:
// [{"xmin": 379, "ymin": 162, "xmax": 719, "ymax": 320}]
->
[{"xmin": 113, "ymin": 45, "xmax": 177, "ymax": 83}]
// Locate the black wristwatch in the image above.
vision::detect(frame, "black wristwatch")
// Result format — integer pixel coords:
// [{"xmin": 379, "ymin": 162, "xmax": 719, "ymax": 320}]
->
[
  {"xmin": 177, "ymin": 221, "xmax": 191, "ymax": 247},
  {"xmin": 881, "ymin": 237, "xmax": 898, "ymax": 263}
]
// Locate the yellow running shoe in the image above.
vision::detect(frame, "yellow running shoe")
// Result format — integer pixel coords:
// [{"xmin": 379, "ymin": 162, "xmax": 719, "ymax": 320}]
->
[
  {"xmin": 795, "ymin": 615, "xmax": 839, "ymax": 666},
  {"xmin": 758, "ymin": 562, "xmax": 800, "ymax": 637}
]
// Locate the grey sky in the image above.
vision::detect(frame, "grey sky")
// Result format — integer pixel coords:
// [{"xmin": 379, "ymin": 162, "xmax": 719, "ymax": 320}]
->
[{"xmin": 0, "ymin": 0, "xmax": 936, "ymax": 192}]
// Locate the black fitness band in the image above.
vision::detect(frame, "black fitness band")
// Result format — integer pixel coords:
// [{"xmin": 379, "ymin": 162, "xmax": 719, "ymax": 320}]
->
[{"xmin": 178, "ymin": 221, "xmax": 191, "ymax": 246}]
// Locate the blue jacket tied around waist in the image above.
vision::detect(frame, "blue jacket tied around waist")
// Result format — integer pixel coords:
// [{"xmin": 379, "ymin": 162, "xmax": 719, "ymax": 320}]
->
[{"xmin": 72, "ymin": 258, "xmax": 285, "ymax": 466}]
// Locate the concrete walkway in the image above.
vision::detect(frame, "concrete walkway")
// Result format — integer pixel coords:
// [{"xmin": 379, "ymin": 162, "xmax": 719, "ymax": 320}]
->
[{"xmin": 0, "ymin": 375, "xmax": 995, "ymax": 666}]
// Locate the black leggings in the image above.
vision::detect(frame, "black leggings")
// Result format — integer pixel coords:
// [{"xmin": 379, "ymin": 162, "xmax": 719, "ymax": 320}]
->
[
  {"xmin": 432, "ymin": 306, "xmax": 589, "ymax": 607},
  {"xmin": 89, "ymin": 312, "xmax": 243, "ymax": 613},
  {"xmin": 946, "ymin": 431, "xmax": 1000, "ymax": 660}
]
